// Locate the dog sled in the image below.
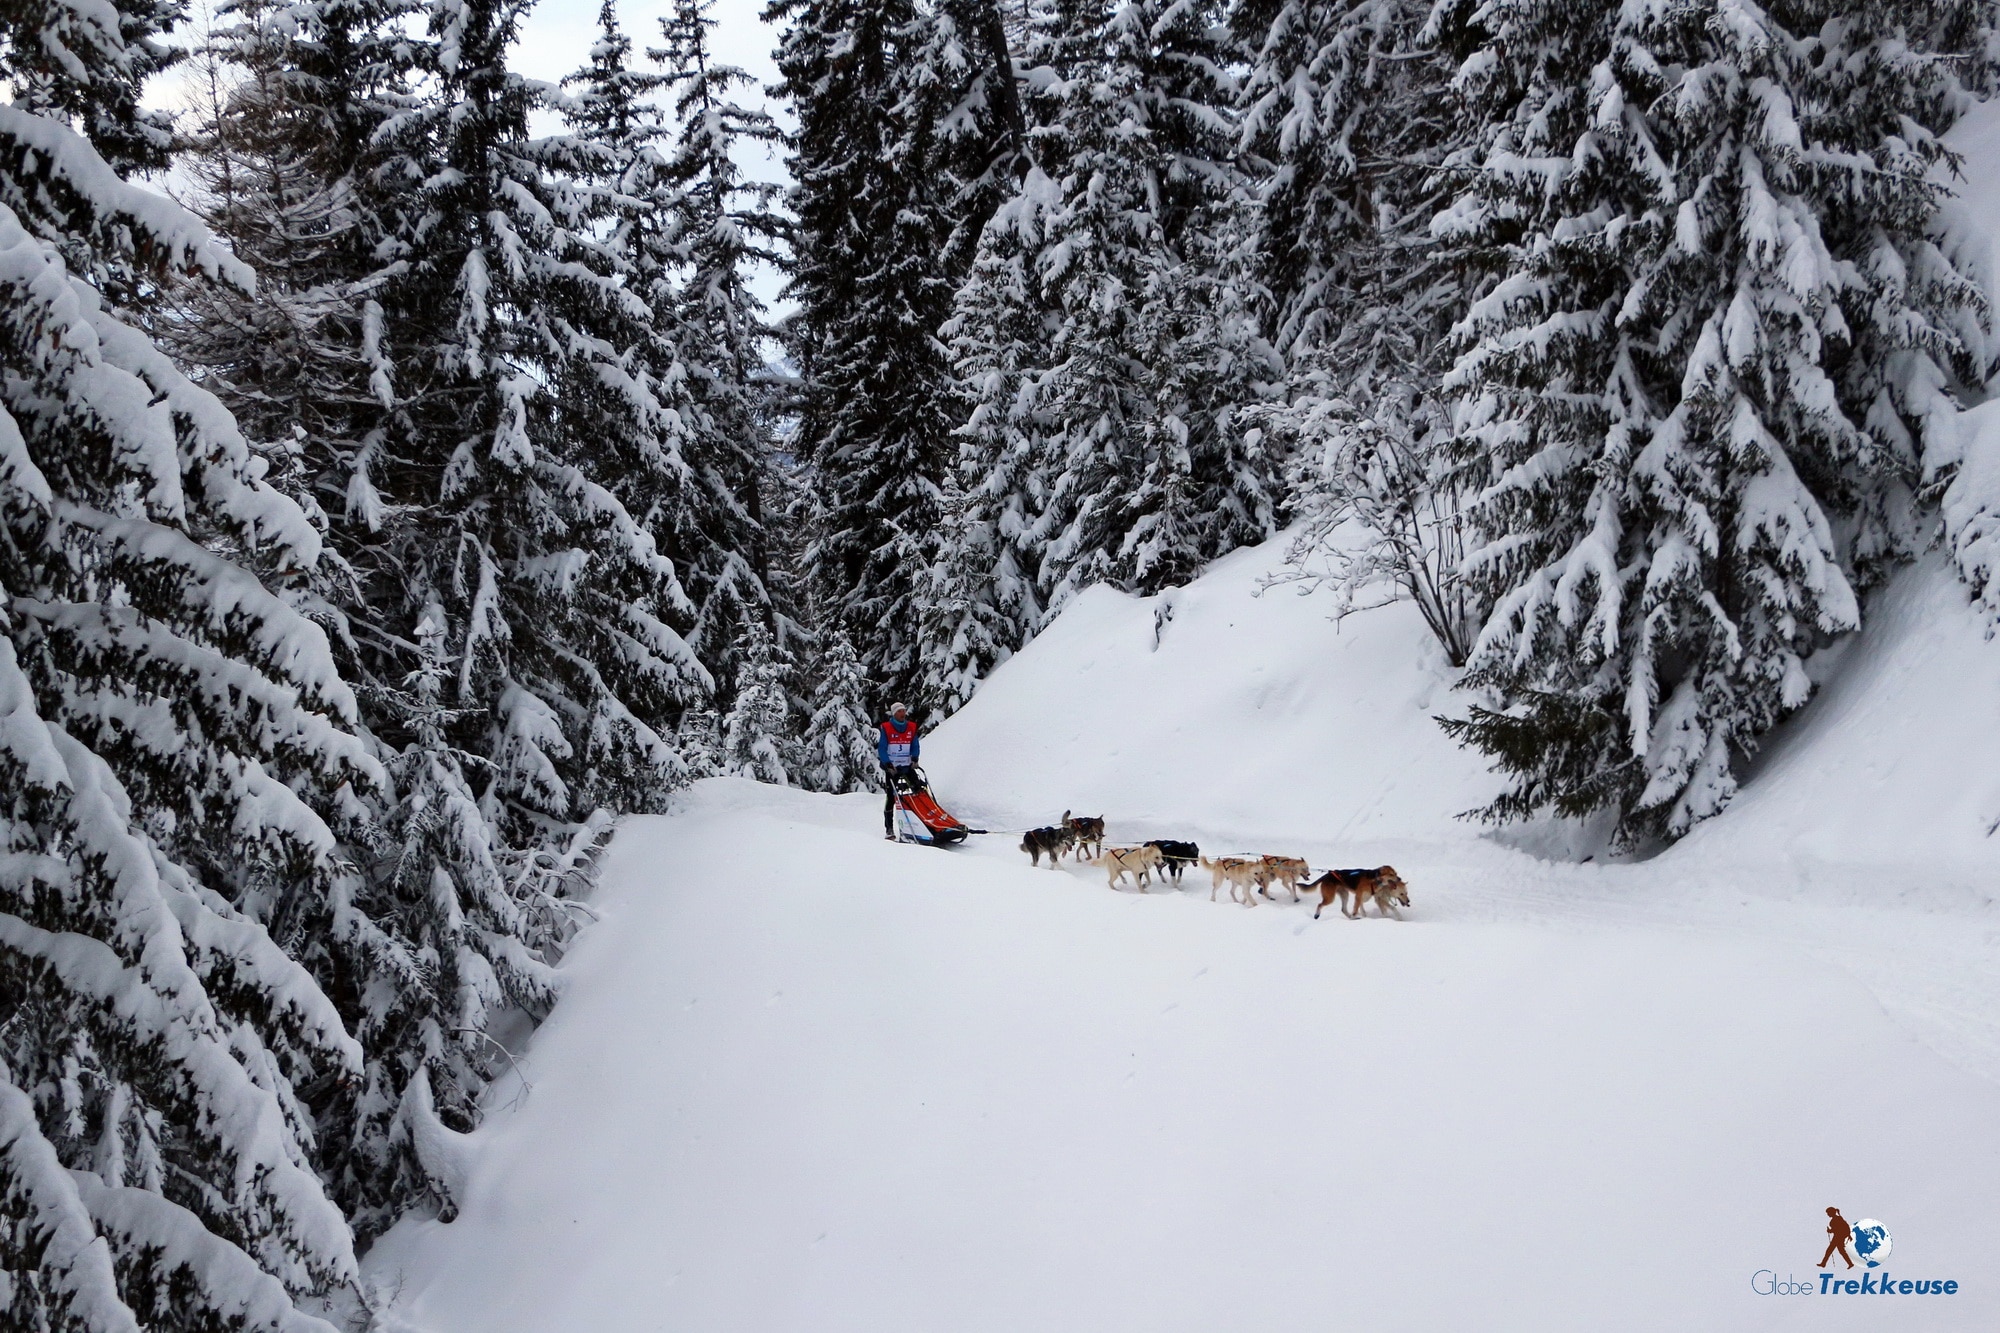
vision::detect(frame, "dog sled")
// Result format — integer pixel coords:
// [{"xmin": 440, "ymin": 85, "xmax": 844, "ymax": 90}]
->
[{"xmin": 888, "ymin": 766, "xmax": 972, "ymax": 846}]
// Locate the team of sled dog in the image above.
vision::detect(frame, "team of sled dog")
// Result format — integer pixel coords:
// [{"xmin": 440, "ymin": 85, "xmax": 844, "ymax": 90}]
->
[{"xmin": 1020, "ymin": 812, "xmax": 1410, "ymax": 920}]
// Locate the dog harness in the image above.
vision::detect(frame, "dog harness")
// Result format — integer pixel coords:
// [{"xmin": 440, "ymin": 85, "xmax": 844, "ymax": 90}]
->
[{"xmin": 878, "ymin": 717, "xmax": 919, "ymax": 767}]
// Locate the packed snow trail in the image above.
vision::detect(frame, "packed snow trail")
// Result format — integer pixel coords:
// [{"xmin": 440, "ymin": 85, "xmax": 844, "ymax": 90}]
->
[{"xmin": 366, "ymin": 781, "xmax": 2000, "ymax": 1332}]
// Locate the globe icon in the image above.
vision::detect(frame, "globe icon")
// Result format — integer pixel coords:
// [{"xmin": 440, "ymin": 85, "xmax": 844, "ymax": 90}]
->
[{"xmin": 1851, "ymin": 1219, "xmax": 1892, "ymax": 1268}]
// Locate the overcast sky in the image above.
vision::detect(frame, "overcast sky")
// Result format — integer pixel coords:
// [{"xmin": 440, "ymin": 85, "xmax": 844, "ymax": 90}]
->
[{"xmin": 516, "ymin": 0, "xmax": 780, "ymax": 96}]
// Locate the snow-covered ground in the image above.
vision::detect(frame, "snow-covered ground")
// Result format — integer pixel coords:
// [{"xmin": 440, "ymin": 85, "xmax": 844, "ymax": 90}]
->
[
  {"xmin": 360, "ymin": 100, "xmax": 2000, "ymax": 1333},
  {"xmin": 363, "ymin": 541, "xmax": 2000, "ymax": 1332}
]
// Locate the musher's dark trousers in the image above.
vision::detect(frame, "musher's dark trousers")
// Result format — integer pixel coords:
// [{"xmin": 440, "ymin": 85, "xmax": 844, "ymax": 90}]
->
[{"xmin": 882, "ymin": 767, "xmax": 901, "ymax": 835}]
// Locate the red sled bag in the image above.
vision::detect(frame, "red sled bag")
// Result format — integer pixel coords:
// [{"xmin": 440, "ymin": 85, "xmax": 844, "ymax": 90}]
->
[{"xmin": 888, "ymin": 766, "xmax": 969, "ymax": 845}]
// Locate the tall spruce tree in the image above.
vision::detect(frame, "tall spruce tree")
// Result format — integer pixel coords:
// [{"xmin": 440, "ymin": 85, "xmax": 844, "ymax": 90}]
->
[
  {"xmin": 313, "ymin": 0, "xmax": 719, "ymax": 1226},
  {"xmin": 177, "ymin": 0, "xmax": 720, "ymax": 1239},
  {"xmin": 945, "ymin": 0, "xmax": 1280, "ymax": 656},
  {"xmin": 799, "ymin": 629, "xmax": 880, "ymax": 792},
  {"xmin": 721, "ymin": 619, "xmax": 796, "ymax": 783},
  {"xmin": 1234, "ymin": 0, "xmax": 1484, "ymax": 663},
  {"xmin": 1, "ymin": 0, "xmax": 382, "ymax": 1323},
  {"xmin": 769, "ymin": 0, "xmax": 1020, "ymax": 708},
  {"xmin": 649, "ymin": 0, "xmax": 786, "ymax": 685},
  {"xmin": 1438, "ymin": 0, "xmax": 1987, "ymax": 843},
  {"xmin": 915, "ymin": 474, "xmax": 1016, "ymax": 713},
  {"xmin": 167, "ymin": 0, "xmax": 693, "ymax": 1243}
]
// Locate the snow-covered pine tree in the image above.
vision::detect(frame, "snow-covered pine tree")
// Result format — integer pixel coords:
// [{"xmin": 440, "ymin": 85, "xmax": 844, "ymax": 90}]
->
[
  {"xmin": 799, "ymin": 630, "xmax": 881, "ymax": 792},
  {"xmin": 6, "ymin": 0, "xmax": 181, "ymax": 178},
  {"xmin": 721, "ymin": 619, "xmax": 796, "ymax": 784},
  {"xmin": 1438, "ymin": 0, "xmax": 1988, "ymax": 843},
  {"xmin": 244, "ymin": 0, "xmax": 710, "ymax": 1232},
  {"xmin": 676, "ymin": 705, "xmax": 725, "ymax": 779},
  {"xmin": 648, "ymin": 0, "xmax": 786, "ymax": 684},
  {"xmin": 1813, "ymin": 4, "xmax": 1993, "ymax": 579},
  {"xmin": 767, "ymin": 0, "xmax": 965, "ymax": 707},
  {"xmin": 915, "ymin": 475, "xmax": 1016, "ymax": 715},
  {"xmin": 937, "ymin": 159, "xmax": 1059, "ymax": 677},
  {"xmin": 1, "ymin": 3, "xmax": 382, "ymax": 1322},
  {"xmin": 951, "ymin": 0, "xmax": 1279, "ymax": 618},
  {"xmin": 165, "ymin": 0, "xmax": 418, "ymax": 445},
  {"xmin": 903, "ymin": 0, "xmax": 1028, "ymax": 269},
  {"xmin": 1233, "ymin": 0, "xmax": 1482, "ymax": 662},
  {"xmin": 1233, "ymin": 0, "xmax": 1455, "ymax": 359},
  {"xmin": 555, "ymin": 0, "xmax": 747, "ymax": 711},
  {"xmin": 1122, "ymin": 230, "xmax": 1283, "ymax": 592},
  {"xmin": 164, "ymin": 0, "xmax": 676, "ymax": 1243}
]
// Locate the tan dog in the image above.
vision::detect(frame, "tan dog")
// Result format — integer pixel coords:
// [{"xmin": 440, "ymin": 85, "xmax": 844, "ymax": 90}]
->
[
  {"xmin": 1095, "ymin": 844, "xmax": 1163, "ymax": 890},
  {"xmin": 1257, "ymin": 855, "xmax": 1311, "ymax": 902},
  {"xmin": 1304, "ymin": 867, "xmax": 1410, "ymax": 920},
  {"xmin": 1198, "ymin": 856, "xmax": 1266, "ymax": 907},
  {"xmin": 1063, "ymin": 810, "xmax": 1106, "ymax": 859}
]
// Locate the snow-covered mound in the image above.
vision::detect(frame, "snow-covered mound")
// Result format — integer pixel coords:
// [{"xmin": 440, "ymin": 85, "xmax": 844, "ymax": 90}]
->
[
  {"xmin": 1674, "ymin": 554, "xmax": 2000, "ymax": 884},
  {"xmin": 931, "ymin": 536, "xmax": 2000, "ymax": 889},
  {"xmin": 925, "ymin": 540, "xmax": 1497, "ymax": 846}
]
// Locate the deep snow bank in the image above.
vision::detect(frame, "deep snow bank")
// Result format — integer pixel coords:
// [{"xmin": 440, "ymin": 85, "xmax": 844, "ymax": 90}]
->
[
  {"xmin": 924, "ymin": 541, "xmax": 1498, "ymax": 847},
  {"xmin": 1674, "ymin": 553, "xmax": 2000, "ymax": 883},
  {"xmin": 928, "ymin": 532, "xmax": 2000, "ymax": 890}
]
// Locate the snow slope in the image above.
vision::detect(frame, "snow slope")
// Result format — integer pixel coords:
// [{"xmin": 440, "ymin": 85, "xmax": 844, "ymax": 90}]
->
[{"xmin": 923, "ymin": 541, "xmax": 1494, "ymax": 847}]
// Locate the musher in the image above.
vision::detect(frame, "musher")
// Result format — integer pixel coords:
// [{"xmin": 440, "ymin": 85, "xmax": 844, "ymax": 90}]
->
[{"xmin": 878, "ymin": 702, "xmax": 919, "ymax": 840}]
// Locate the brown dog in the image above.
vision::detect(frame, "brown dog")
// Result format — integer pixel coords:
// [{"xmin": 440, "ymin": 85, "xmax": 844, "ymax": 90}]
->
[
  {"xmin": 1062, "ymin": 810, "xmax": 1106, "ymax": 860},
  {"xmin": 1305, "ymin": 867, "xmax": 1410, "ymax": 920}
]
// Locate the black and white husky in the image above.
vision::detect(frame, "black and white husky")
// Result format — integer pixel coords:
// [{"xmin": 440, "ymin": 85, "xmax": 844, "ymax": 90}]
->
[{"xmin": 1019, "ymin": 825, "xmax": 1075, "ymax": 868}]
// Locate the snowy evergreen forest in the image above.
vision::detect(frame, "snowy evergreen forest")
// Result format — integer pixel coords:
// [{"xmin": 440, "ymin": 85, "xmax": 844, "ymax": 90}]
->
[{"xmin": 1, "ymin": 0, "xmax": 1997, "ymax": 1324}]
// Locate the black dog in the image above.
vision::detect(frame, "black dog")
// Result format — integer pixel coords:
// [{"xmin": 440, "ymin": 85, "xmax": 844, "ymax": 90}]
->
[
  {"xmin": 1020, "ymin": 825, "xmax": 1074, "ymax": 869},
  {"xmin": 1145, "ymin": 840, "xmax": 1200, "ymax": 884}
]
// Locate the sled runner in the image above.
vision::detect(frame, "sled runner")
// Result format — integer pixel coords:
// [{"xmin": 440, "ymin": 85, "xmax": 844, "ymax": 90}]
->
[{"xmin": 888, "ymin": 766, "xmax": 971, "ymax": 846}]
